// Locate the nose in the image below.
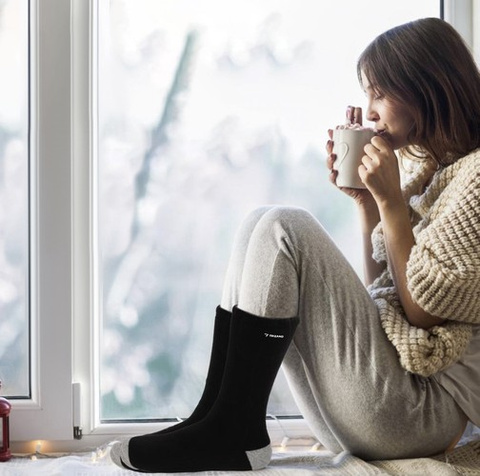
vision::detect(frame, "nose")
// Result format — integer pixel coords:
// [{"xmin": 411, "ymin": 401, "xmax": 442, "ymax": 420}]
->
[{"xmin": 366, "ymin": 101, "xmax": 379, "ymax": 123}]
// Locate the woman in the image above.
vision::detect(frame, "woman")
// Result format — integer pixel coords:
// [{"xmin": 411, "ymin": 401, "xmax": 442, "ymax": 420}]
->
[{"xmin": 111, "ymin": 17, "xmax": 480, "ymax": 472}]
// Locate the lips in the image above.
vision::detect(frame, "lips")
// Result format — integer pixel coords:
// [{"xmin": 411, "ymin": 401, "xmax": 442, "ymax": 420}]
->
[
  {"xmin": 375, "ymin": 129, "xmax": 391, "ymax": 140},
  {"xmin": 374, "ymin": 129, "xmax": 395, "ymax": 146}
]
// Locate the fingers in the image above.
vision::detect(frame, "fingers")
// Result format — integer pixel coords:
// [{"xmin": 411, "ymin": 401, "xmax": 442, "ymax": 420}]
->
[
  {"xmin": 360, "ymin": 152, "xmax": 373, "ymax": 171},
  {"xmin": 326, "ymin": 134, "xmax": 334, "ymax": 153},
  {"xmin": 326, "ymin": 139, "xmax": 336, "ymax": 170},
  {"xmin": 362, "ymin": 143, "xmax": 383, "ymax": 170},
  {"xmin": 328, "ymin": 167, "xmax": 338, "ymax": 185},
  {"xmin": 361, "ymin": 138, "xmax": 398, "ymax": 178},
  {"xmin": 364, "ymin": 136, "xmax": 391, "ymax": 159},
  {"xmin": 353, "ymin": 107, "xmax": 363, "ymax": 125},
  {"xmin": 325, "ymin": 135, "xmax": 337, "ymax": 184},
  {"xmin": 326, "ymin": 132, "xmax": 337, "ymax": 165},
  {"xmin": 370, "ymin": 134, "xmax": 390, "ymax": 150},
  {"xmin": 346, "ymin": 105, "xmax": 363, "ymax": 125},
  {"xmin": 326, "ymin": 149, "xmax": 335, "ymax": 169}
]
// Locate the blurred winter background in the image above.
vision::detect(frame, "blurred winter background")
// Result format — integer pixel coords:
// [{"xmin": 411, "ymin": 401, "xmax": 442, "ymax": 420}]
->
[
  {"xmin": 97, "ymin": 0, "xmax": 439, "ymax": 421},
  {"xmin": 0, "ymin": 0, "xmax": 439, "ymax": 419}
]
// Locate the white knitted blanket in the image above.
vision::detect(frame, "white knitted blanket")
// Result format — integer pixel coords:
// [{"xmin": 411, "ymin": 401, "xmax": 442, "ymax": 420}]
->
[{"xmin": 2, "ymin": 438, "xmax": 480, "ymax": 475}]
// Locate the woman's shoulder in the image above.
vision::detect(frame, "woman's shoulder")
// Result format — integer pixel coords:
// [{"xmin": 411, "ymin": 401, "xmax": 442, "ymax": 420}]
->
[
  {"xmin": 451, "ymin": 148, "xmax": 480, "ymax": 175},
  {"xmin": 430, "ymin": 149, "xmax": 480, "ymax": 199}
]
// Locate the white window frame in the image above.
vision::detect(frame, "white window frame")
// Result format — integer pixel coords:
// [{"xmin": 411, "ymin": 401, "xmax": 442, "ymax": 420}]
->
[
  {"xmin": 10, "ymin": 0, "xmax": 475, "ymax": 453},
  {"xmin": 10, "ymin": 0, "xmax": 74, "ymax": 445}
]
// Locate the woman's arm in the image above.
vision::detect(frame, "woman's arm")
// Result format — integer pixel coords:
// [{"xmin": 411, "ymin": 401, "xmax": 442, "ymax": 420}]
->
[
  {"xmin": 361, "ymin": 136, "xmax": 445, "ymax": 329},
  {"xmin": 378, "ymin": 200, "xmax": 445, "ymax": 329}
]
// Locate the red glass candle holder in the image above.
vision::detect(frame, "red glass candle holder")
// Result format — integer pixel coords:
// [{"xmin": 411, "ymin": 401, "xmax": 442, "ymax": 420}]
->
[{"xmin": 0, "ymin": 397, "xmax": 11, "ymax": 462}]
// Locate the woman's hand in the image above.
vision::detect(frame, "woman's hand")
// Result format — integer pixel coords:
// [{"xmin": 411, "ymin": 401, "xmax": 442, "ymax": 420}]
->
[
  {"xmin": 326, "ymin": 106, "xmax": 384, "ymax": 286},
  {"xmin": 360, "ymin": 135, "xmax": 403, "ymax": 208},
  {"xmin": 326, "ymin": 106, "xmax": 376, "ymax": 207}
]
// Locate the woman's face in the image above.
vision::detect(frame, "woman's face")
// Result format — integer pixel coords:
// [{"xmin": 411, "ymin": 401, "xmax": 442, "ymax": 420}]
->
[{"xmin": 361, "ymin": 71, "xmax": 415, "ymax": 150}]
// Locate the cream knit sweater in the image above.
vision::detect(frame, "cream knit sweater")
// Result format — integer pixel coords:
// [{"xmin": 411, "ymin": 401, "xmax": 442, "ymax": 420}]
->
[{"xmin": 368, "ymin": 149, "xmax": 480, "ymax": 377}]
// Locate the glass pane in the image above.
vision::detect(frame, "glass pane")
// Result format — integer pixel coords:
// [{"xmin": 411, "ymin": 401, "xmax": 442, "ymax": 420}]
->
[
  {"xmin": 0, "ymin": 0, "xmax": 30, "ymax": 398},
  {"xmin": 97, "ymin": 0, "xmax": 440, "ymax": 420}
]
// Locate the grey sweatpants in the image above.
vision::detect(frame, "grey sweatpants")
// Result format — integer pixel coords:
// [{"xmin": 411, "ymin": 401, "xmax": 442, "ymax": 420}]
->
[{"xmin": 220, "ymin": 206, "xmax": 466, "ymax": 460}]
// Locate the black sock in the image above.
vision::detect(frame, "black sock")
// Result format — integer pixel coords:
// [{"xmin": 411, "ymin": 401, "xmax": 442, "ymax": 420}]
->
[
  {"xmin": 152, "ymin": 306, "xmax": 231, "ymax": 435},
  {"xmin": 112, "ymin": 306, "xmax": 298, "ymax": 473}
]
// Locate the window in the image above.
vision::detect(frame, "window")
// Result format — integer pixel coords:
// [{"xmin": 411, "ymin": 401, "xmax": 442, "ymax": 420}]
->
[
  {"xmin": 7, "ymin": 0, "xmax": 74, "ymax": 443},
  {"xmin": 0, "ymin": 0, "xmax": 29, "ymax": 399},
  {"xmin": 95, "ymin": 0, "xmax": 441, "ymax": 425},
  {"xmin": 8, "ymin": 0, "xmax": 474, "ymax": 451}
]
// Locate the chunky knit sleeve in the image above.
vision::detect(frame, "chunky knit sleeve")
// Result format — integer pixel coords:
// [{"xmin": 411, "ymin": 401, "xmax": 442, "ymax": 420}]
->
[{"xmin": 406, "ymin": 163, "xmax": 480, "ymax": 323}]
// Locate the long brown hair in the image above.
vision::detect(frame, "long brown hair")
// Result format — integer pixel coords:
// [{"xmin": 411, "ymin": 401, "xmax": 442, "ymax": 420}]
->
[{"xmin": 357, "ymin": 18, "xmax": 480, "ymax": 166}]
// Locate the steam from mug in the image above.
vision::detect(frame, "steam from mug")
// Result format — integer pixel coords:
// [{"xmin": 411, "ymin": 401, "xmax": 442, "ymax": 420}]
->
[{"xmin": 332, "ymin": 128, "xmax": 375, "ymax": 189}]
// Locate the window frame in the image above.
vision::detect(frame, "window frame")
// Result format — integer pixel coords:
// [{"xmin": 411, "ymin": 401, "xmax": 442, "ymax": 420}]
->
[
  {"xmin": 10, "ymin": 0, "xmax": 74, "ymax": 445},
  {"xmin": 10, "ymin": 0, "xmax": 475, "ymax": 452}
]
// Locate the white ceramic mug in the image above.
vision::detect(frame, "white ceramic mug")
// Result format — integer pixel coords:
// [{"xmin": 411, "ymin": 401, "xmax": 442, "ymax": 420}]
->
[{"xmin": 332, "ymin": 128, "xmax": 375, "ymax": 189}]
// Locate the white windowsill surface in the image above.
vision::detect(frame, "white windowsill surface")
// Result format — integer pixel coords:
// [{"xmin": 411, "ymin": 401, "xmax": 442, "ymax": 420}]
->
[
  {"xmin": 4, "ymin": 424, "xmax": 480, "ymax": 475},
  {"xmin": 3, "ymin": 435, "xmax": 480, "ymax": 475}
]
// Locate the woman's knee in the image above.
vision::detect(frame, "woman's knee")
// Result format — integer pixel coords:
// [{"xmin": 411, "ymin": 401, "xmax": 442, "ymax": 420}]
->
[
  {"xmin": 232, "ymin": 206, "xmax": 275, "ymax": 247},
  {"xmin": 239, "ymin": 206, "xmax": 279, "ymax": 235},
  {"xmin": 238, "ymin": 206, "xmax": 325, "ymax": 260},
  {"xmin": 255, "ymin": 206, "xmax": 321, "ymax": 238}
]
